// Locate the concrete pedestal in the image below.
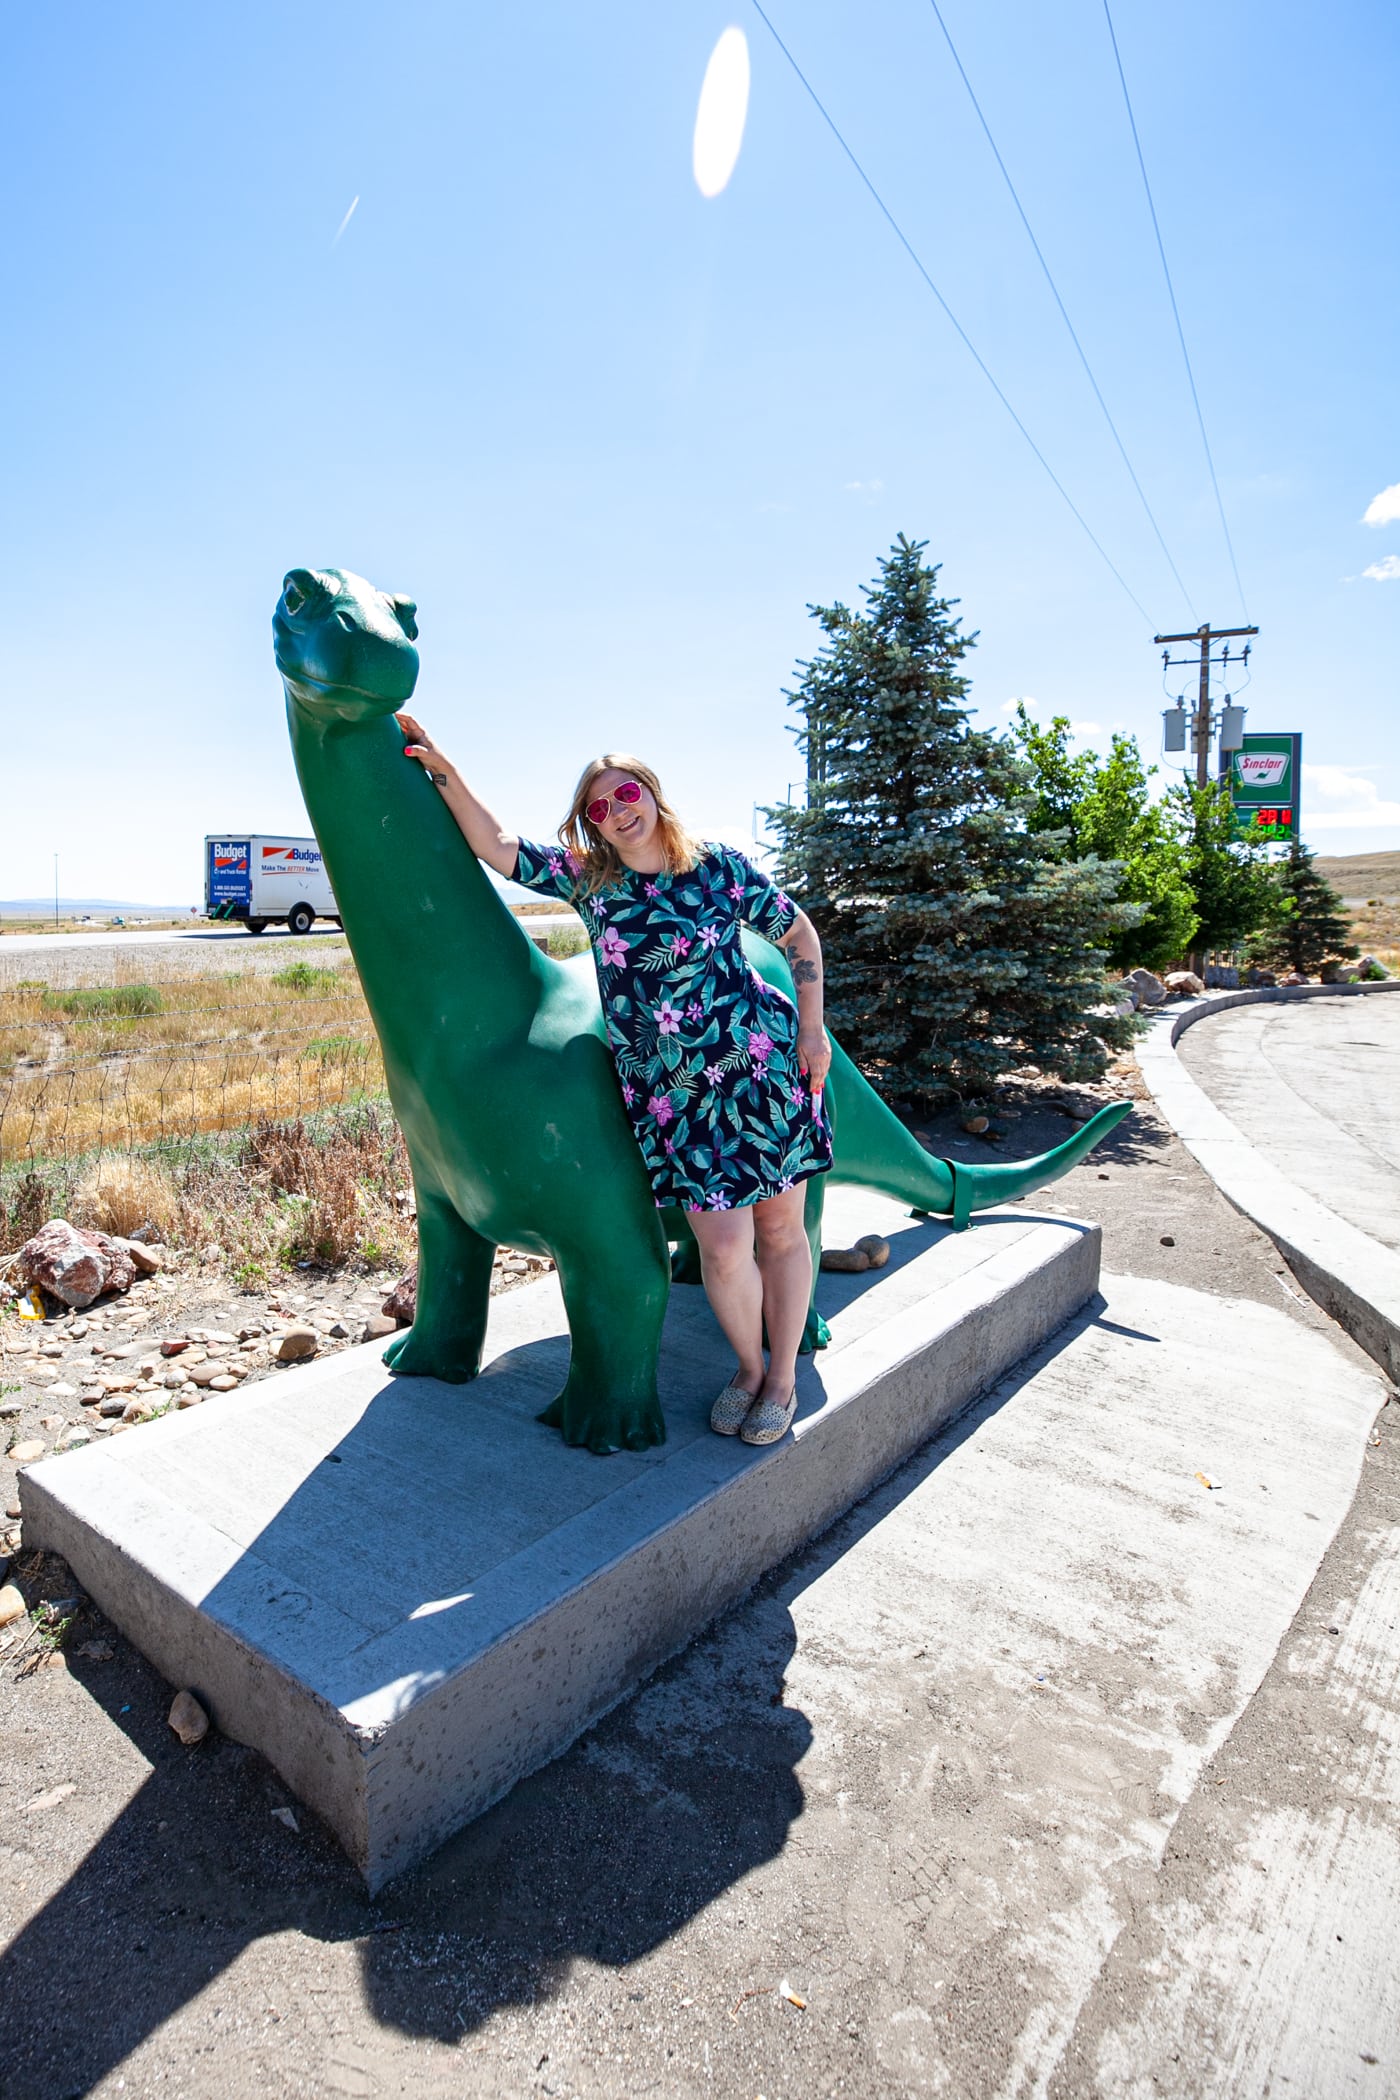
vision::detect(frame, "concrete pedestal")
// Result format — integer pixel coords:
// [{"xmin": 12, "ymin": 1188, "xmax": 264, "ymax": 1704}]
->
[{"xmin": 21, "ymin": 1191, "xmax": 1100, "ymax": 1891}]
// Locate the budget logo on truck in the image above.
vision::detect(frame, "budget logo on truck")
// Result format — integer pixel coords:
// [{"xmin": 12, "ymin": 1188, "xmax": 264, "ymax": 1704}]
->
[
  {"xmin": 261, "ymin": 845, "xmax": 324, "ymax": 867},
  {"xmin": 212, "ymin": 844, "xmax": 249, "ymax": 870}
]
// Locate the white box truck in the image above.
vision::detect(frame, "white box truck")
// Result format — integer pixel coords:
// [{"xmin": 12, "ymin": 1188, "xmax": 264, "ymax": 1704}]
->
[{"xmin": 204, "ymin": 835, "xmax": 339, "ymax": 935}]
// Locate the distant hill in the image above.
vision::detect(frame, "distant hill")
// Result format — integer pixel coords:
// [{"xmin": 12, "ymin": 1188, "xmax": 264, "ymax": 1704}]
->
[
  {"xmin": 1314, "ymin": 852, "xmax": 1400, "ymax": 901},
  {"xmin": 0, "ymin": 898, "xmax": 195, "ymax": 918}
]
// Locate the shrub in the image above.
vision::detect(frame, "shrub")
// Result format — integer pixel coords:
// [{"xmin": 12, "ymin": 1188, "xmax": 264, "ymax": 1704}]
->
[
  {"xmin": 271, "ymin": 961, "xmax": 343, "ymax": 994},
  {"xmin": 43, "ymin": 984, "xmax": 163, "ymax": 1018},
  {"xmin": 75, "ymin": 1155, "xmax": 179, "ymax": 1239}
]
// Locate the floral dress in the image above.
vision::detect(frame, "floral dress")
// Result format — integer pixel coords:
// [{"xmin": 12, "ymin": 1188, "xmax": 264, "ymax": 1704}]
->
[{"xmin": 513, "ymin": 840, "xmax": 833, "ymax": 1211}]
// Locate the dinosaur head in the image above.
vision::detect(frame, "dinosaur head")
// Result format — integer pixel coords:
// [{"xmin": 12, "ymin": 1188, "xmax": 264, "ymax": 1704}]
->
[{"xmin": 274, "ymin": 567, "xmax": 420, "ymax": 720}]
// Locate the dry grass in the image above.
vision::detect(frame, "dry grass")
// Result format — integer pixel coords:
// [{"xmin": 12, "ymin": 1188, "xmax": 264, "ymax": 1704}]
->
[
  {"xmin": 2, "ymin": 1105, "xmax": 417, "ymax": 1280},
  {"xmin": 0, "ymin": 956, "xmax": 380, "ymax": 1161},
  {"xmin": 0, "ymin": 954, "xmax": 417, "ymax": 1280},
  {"xmin": 1344, "ymin": 899, "xmax": 1400, "ymax": 975}
]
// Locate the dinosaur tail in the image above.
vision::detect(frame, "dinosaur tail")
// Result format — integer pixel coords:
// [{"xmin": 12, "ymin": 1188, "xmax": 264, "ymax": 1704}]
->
[{"xmin": 824, "ymin": 1035, "xmax": 1132, "ymax": 1228}]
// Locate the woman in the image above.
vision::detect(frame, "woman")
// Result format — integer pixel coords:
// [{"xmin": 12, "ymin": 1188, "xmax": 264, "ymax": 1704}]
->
[{"xmin": 397, "ymin": 714, "xmax": 833, "ymax": 1446}]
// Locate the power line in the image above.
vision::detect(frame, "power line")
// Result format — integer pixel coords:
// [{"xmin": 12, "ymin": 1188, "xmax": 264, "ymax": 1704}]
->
[
  {"xmin": 925, "ymin": 0, "xmax": 1196, "ymax": 622},
  {"xmin": 747, "ymin": 0, "xmax": 1155, "ymax": 627},
  {"xmin": 1101, "ymin": 0, "xmax": 1249, "ymax": 619}
]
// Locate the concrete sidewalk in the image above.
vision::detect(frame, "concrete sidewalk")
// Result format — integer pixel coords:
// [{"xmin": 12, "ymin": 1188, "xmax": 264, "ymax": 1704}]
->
[{"xmin": 3, "ymin": 1253, "xmax": 1393, "ymax": 2100}]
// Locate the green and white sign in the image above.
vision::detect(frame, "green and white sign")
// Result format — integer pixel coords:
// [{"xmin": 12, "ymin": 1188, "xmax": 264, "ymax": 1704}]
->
[{"xmin": 1230, "ymin": 733, "xmax": 1301, "ymax": 843}]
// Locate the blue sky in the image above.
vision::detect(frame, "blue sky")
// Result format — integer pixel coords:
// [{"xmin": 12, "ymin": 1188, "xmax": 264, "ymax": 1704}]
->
[{"xmin": 2, "ymin": 0, "xmax": 1395, "ymax": 902}]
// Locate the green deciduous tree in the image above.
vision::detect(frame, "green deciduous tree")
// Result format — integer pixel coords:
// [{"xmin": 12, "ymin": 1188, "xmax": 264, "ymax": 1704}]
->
[
  {"xmin": 1248, "ymin": 841, "xmax": 1358, "ymax": 976},
  {"xmin": 1013, "ymin": 709, "xmax": 1197, "ymax": 971},
  {"xmin": 1166, "ymin": 779, "xmax": 1277, "ymax": 961},
  {"xmin": 766, "ymin": 536, "xmax": 1133, "ymax": 1107}
]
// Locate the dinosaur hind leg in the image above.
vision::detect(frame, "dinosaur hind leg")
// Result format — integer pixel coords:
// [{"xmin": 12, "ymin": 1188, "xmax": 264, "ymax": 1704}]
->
[
  {"xmin": 538, "ymin": 1211, "xmax": 671, "ymax": 1455},
  {"xmin": 799, "ymin": 1173, "xmax": 831, "ymax": 1355},
  {"xmin": 382, "ymin": 1187, "xmax": 494, "ymax": 1385}
]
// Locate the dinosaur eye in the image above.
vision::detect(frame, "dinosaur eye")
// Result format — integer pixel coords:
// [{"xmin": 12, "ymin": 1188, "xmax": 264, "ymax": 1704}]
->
[{"xmin": 334, "ymin": 610, "xmax": 355, "ymax": 632}]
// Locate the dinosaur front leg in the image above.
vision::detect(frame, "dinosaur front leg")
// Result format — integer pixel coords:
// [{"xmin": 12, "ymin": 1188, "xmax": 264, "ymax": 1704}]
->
[
  {"xmin": 537, "ymin": 1213, "xmax": 671, "ymax": 1455},
  {"xmin": 382, "ymin": 1187, "xmax": 495, "ymax": 1385}
]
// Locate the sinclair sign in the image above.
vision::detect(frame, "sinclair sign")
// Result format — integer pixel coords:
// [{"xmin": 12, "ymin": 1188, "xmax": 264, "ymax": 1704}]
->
[{"xmin": 1229, "ymin": 733, "xmax": 1301, "ymax": 843}]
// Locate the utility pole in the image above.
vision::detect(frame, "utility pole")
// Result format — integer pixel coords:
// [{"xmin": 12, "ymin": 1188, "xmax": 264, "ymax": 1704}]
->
[
  {"xmin": 1155, "ymin": 623, "xmax": 1259, "ymax": 981},
  {"xmin": 53, "ymin": 853, "xmax": 59, "ymax": 931},
  {"xmin": 1155, "ymin": 623, "xmax": 1258, "ymax": 786}
]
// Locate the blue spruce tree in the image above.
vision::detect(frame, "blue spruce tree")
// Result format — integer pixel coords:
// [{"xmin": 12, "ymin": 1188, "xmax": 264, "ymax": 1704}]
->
[{"xmin": 767, "ymin": 536, "xmax": 1132, "ymax": 1107}]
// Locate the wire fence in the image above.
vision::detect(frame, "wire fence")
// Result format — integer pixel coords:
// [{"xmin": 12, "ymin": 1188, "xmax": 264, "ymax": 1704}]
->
[{"xmin": 0, "ymin": 979, "xmax": 386, "ymax": 1179}]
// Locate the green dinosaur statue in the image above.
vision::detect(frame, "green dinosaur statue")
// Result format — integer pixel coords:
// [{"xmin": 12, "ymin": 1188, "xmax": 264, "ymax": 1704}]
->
[{"xmin": 274, "ymin": 567, "xmax": 1130, "ymax": 1454}]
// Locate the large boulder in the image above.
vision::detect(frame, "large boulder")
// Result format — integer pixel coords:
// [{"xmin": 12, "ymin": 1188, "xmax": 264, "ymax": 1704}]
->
[
  {"xmin": 1242, "ymin": 966, "xmax": 1277, "ymax": 988},
  {"xmin": 1357, "ymin": 954, "xmax": 1391, "ymax": 981},
  {"xmin": 1124, "ymin": 968, "xmax": 1167, "ymax": 1009},
  {"xmin": 1163, "ymin": 969, "xmax": 1206, "ymax": 999},
  {"xmin": 17, "ymin": 1219, "xmax": 137, "ymax": 1309},
  {"xmin": 1320, "ymin": 960, "xmax": 1359, "ymax": 985},
  {"xmin": 1204, "ymin": 963, "xmax": 1240, "ymax": 990}
]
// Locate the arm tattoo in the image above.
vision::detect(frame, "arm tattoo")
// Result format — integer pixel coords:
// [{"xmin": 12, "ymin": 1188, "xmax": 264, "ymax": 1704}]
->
[
  {"xmin": 789, "ymin": 951, "xmax": 820, "ymax": 987},
  {"xmin": 429, "ymin": 770, "xmax": 448, "ymax": 787}
]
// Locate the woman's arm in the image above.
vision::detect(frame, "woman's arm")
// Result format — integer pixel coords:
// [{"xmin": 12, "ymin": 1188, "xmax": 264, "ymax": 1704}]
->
[
  {"xmin": 777, "ymin": 908, "xmax": 832, "ymax": 1090},
  {"xmin": 396, "ymin": 712, "xmax": 520, "ymax": 878}
]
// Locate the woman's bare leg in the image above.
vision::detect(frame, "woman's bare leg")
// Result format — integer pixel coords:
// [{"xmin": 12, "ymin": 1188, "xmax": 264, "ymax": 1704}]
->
[
  {"xmin": 684, "ymin": 1206, "xmax": 766, "ymax": 1396},
  {"xmin": 753, "ymin": 1185, "xmax": 814, "ymax": 1402}
]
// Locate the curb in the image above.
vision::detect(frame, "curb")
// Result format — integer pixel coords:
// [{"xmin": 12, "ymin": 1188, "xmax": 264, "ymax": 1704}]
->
[{"xmin": 1135, "ymin": 981, "xmax": 1400, "ymax": 1383}]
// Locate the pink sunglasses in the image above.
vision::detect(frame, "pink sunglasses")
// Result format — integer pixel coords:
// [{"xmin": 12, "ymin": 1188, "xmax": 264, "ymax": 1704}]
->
[{"xmin": 586, "ymin": 780, "xmax": 643, "ymax": 825}]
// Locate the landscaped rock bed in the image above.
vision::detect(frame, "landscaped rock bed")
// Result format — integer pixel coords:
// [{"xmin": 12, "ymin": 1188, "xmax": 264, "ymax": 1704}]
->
[{"xmin": 0, "ymin": 1237, "xmax": 553, "ymax": 1608}]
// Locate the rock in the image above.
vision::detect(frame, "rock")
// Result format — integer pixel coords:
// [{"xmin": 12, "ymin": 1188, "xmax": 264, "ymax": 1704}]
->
[
  {"xmin": 10, "ymin": 1438, "xmax": 45, "ymax": 1465},
  {"xmin": 49, "ymin": 1383, "xmax": 77, "ymax": 1400},
  {"xmin": 1357, "ymin": 954, "xmax": 1390, "ymax": 981},
  {"xmin": 1320, "ymin": 960, "xmax": 1359, "ymax": 985},
  {"xmin": 1203, "ymin": 963, "xmax": 1240, "ymax": 990},
  {"xmin": 109, "ymin": 1236, "xmax": 165, "ymax": 1273},
  {"xmin": 100, "ymin": 1375, "xmax": 138, "ymax": 1395},
  {"xmin": 98, "ymin": 1394, "xmax": 128, "ymax": 1418},
  {"xmin": 0, "ymin": 1584, "xmax": 27, "ymax": 1627},
  {"xmin": 820, "ymin": 1246, "xmax": 872, "ymax": 1273},
  {"xmin": 208, "ymin": 1374, "xmax": 241, "ymax": 1392},
  {"xmin": 854, "ymin": 1234, "xmax": 891, "ymax": 1269},
  {"xmin": 176, "ymin": 1391, "xmax": 204, "ymax": 1408},
  {"xmin": 1160, "ymin": 1234, "xmax": 1176, "ymax": 1247},
  {"xmin": 1280, "ymin": 971, "xmax": 1307, "ymax": 987},
  {"xmin": 189, "ymin": 1359, "xmax": 233, "ymax": 1386},
  {"xmin": 238, "ymin": 1325, "xmax": 265, "ymax": 1342},
  {"xmin": 121, "ymin": 1396, "xmax": 159, "ymax": 1422},
  {"xmin": 40, "ymin": 1341, "xmax": 65, "ymax": 1359},
  {"xmin": 56, "ymin": 1425, "xmax": 92, "ymax": 1451},
  {"xmin": 39, "ymin": 1413, "xmax": 64, "ymax": 1430},
  {"xmin": 382, "ymin": 1269, "xmax": 417, "ymax": 1326},
  {"xmin": 161, "ymin": 1369, "xmax": 188, "ymax": 1390},
  {"xmin": 160, "ymin": 1338, "xmax": 190, "ymax": 1357},
  {"xmin": 961, "ymin": 1115, "xmax": 989, "ymax": 1135},
  {"xmin": 361, "ymin": 1313, "xmax": 399, "ymax": 1341},
  {"xmin": 78, "ymin": 1639, "xmax": 114, "ymax": 1660},
  {"xmin": 327, "ymin": 1320, "xmax": 351, "ymax": 1340},
  {"xmin": 1241, "ymin": 965, "xmax": 1277, "ymax": 987},
  {"xmin": 79, "ymin": 1388, "xmax": 106, "ymax": 1407},
  {"xmin": 274, "ymin": 1328, "xmax": 319, "ymax": 1362},
  {"xmin": 1124, "ymin": 969, "xmax": 1167, "ymax": 1008},
  {"xmin": 16, "ymin": 1219, "xmax": 136, "ymax": 1309},
  {"xmin": 168, "ymin": 1689, "xmax": 210, "ymax": 1746},
  {"xmin": 1163, "ymin": 970, "xmax": 1206, "ymax": 998},
  {"xmin": 203, "ymin": 1331, "xmax": 238, "ymax": 1348},
  {"xmin": 0, "ymin": 1399, "xmax": 23, "ymax": 1420}
]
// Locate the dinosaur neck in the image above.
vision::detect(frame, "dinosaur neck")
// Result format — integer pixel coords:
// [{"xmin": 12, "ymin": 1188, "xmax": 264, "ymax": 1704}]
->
[{"xmin": 285, "ymin": 697, "xmax": 543, "ymax": 1059}]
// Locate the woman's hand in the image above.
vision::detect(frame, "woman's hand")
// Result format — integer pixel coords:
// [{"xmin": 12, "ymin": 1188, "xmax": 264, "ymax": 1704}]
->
[
  {"xmin": 396, "ymin": 711, "xmax": 455, "ymax": 789},
  {"xmin": 797, "ymin": 1026, "xmax": 832, "ymax": 1092}
]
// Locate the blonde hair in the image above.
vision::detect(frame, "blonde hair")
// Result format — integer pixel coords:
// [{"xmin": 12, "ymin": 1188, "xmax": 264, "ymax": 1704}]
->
[{"xmin": 559, "ymin": 754, "xmax": 704, "ymax": 897}]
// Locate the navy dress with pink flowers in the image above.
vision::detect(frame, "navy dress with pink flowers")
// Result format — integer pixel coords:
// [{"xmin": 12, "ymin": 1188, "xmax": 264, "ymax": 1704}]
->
[{"xmin": 512, "ymin": 840, "xmax": 833, "ymax": 1211}]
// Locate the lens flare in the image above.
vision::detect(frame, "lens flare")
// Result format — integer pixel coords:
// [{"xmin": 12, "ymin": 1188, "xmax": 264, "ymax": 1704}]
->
[{"xmin": 692, "ymin": 27, "xmax": 750, "ymax": 198}]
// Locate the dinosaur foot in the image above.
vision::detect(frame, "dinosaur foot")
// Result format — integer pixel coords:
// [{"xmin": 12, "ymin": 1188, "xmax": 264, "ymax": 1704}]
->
[
  {"xmin": 538, "ymin": 1380, "xmax": 667, "ymax": 1457},
  {"xmin": 381, "ymin": 1329, "xmax": 482, "ymax": 1384},
  {"xmin": 800, "ymin": 1307, "xmax": 831, "ymax": 1354}
]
